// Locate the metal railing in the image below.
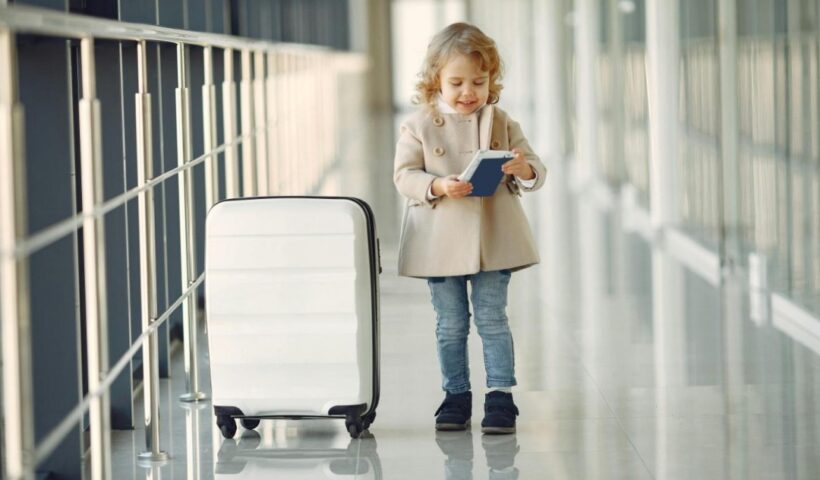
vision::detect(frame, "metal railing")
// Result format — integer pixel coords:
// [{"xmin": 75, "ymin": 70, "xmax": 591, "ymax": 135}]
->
[{"xmin": 0, "ymin": 5, "xmax": 365, "ymax": 479}]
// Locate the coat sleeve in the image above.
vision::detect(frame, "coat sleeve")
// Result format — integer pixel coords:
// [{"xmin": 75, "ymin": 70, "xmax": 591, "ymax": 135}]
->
[
  {"xmin": 508, "ymin": 119, "xmax": 547, "ymax": 192},
  {"xmin": 393, "ymin": 123, "xmax": 440, "ymax": 207}
]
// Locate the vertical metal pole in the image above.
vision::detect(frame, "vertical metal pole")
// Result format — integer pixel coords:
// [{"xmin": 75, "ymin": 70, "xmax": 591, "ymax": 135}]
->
[
  {"xmin": 318, "ymin": 52, "xmax": 327, "ymax": 186},
  {"xmin": 650, "ymin": 247, "xmax": 685, "ymax": 480},
  {"xmin": 320, "ymin": 52, "xmax": 331, "ymax": 179},
  {"xmin": 574, "ymin": 0, "xmax": 600, "ymax": 186},
  {"xmin": 222, "ymin": 48, "xmax": 239, "ymax": 199},
  {"xmin": 718, "ymin": 0, "xmax": 741, "ymax": 270},
  {"xmin": 646, "ymin": 0, "xmax": 680, "ymax": 229},
  {"xmin": 295, "ymin": 54, "xmax": 305, "ymax": 193},
  {"xmin": 0, "ymin": 27, "xmax": 35, "ymax": 480},
  {"xmin": 266, "ymin": 51, "xmax": 277, "ymax": 195},
  {"xmin": 304, "ymin": 54, "xmax": 312, "ymax": 192},
  {"xmin": 324, "ymin": 51, "xmax": 338, "ymax": 185},
  {"xmin": 176, "ymin": 42, "xmax": 206, "ymax": 403},
  {"xmin": 310, "ymin": 53, "xmax": 319, "ymax": 190},
  {"xmin": 315, "ymin": 52, "xmax": 324, "ymax": 186},
  {"xmin": 253, "ymin": 51, "xmax": 268, "ymax": 196},
  {"xmin": 79, "ymin": 36, "xmax": 112, "ymax": 480},
  {"xmin": 154, "ymin": 43, "xmax": 172, "ymax": 379},
  {"xmin": 608, "ymin": 0, "xmax": 626, "ymax": 184},
  {"xmin": 277, "ymin": 51, "xmax": 290, "ymax": 195},
  {"xmin": 285, "ymin": 52, "xmax": 295, "ymax": 193},
  {"xmin": 135, "ymin": 40, "xmax": 170, "ymax": 463},
  {"xmin": 202, "ymin": 46, "xmax": 218, "ymax": 208},
  {"xmin": 239, "ymin": 49, "xmax": 256, "ymax": 197},
  {"xmin": 534, "ymin": 0, "xmax": 571, "ymax": 314},
  {"xmin": 296, "ymin": 53, "xmax": 305, "ymax": 193}
]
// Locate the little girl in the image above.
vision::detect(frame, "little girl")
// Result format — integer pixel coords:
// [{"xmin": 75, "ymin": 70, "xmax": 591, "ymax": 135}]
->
[{"xmin": 393, "ymin": 22, "xmax": 546, "ymax": 434}]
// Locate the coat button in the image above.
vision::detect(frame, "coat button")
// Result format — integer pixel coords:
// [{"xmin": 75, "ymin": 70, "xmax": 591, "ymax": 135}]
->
[
  {"xmin": 491, "ymin": 140, "xmax": 501, "ymax": 149},
  {"xmin": 433, "ymin": 146, "xmax": 445, "ymax": 156},
  {"xmin": 433, "ymin": 117, "xmax": 444, "ymax": 127}
]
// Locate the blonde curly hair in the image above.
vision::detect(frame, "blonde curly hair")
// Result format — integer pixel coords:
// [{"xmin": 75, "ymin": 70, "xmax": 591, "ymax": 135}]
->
[{"xmin": 413, "ymin": 23, "xmax": 504, "ymax": 111}]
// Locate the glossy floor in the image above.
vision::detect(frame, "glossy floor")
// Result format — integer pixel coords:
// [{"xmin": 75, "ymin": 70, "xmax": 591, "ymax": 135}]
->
[{"xmin": 106, "ymin": 126, "xmax": 820, "ymax": 480}]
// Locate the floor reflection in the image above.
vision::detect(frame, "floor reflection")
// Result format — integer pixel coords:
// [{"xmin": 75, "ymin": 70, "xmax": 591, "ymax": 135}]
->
[
  {"xmin": 213, "ymin": 421, "xmax": 381, "ymax": 479},
  {"xmin": 182, "ymin": 402, "xmax": 208, "ymax": 480},
  {"xmin": 434, "ymin": 432, "xmax": 520, "ymax": 480}
]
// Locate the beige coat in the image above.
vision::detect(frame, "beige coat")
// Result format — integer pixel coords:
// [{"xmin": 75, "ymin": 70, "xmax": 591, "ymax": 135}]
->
[{"xmin": 393, "ymin": 105, "xmax": 547, "ymax": 278}]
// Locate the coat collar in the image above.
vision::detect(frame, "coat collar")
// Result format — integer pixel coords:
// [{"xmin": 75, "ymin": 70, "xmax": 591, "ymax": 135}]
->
[
  {"xmin": 435, "ymin": 93, "xmax": 488, "ymax": 115},
  {"xmin": 477, "ymin": 104, "xmax": 494, "ymax": 151},
  {"xmin": 435, "ymin": 94, "xmax": 495, "ymax": 150}
]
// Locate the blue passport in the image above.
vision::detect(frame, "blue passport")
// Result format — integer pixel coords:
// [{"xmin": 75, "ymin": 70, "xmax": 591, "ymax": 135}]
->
[{"xmin": 457, "ymin": 150, "xmax": 515, "ymax": 197}]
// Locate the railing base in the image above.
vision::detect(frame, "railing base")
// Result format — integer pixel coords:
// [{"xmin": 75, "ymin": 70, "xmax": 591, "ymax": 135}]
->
[
  {"xmin": 179, "ymin": 392, "xmax": 207, "ymax": 403},
  {"xmin": 137, "ymin": 450, "xmax": 169, "ymax": 464}
]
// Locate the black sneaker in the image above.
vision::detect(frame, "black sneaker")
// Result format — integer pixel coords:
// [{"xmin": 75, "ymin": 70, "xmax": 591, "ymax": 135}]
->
[
  {"xmin": 481, "ymin": 391, "xmax": 519, "ymax": 434},
  {"xmin": 435, "ymin": 391, "xmax": 472, "ymax": 431}
]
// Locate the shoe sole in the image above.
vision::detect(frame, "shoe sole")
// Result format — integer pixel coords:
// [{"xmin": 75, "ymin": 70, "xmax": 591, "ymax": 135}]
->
[
  {"xmin": 481, "ymin": 426, "xmax": 516, "ymax": 434},
  {"xmin": 436, "ymin": 420, "xmax": 471, "ymax": 431}
]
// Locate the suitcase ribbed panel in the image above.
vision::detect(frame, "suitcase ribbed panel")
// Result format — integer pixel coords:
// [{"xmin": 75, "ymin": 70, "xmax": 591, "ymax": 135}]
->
[
  {"xmin": 207, "ymin": 234, "xmax": 355, "ymax": 270},
  {"xmin": 207, "ymin": 270, "xmax": 357, "ymax": 315},
  {"xmin": 205, "ymin": 198, "xmax": 375, "ymax": 416},
  {"xmin": 207, "ymin": 314, "xmax": 358, "ymax": 336}
]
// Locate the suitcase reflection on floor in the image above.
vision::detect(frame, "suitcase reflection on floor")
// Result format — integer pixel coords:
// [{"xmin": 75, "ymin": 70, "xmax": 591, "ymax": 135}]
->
[
  {"xmin": 435, "ymin": 431, "xmax": 520, "ymax": 480},
  {"xmin": 214, "ymin": 419, "xmax": 382, "ymax": 479}
]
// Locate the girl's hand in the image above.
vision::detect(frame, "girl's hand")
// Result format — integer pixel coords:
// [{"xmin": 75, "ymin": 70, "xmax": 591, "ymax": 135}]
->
[
  {"xmin": 432, "ymin": 175, "xmax": 473, "ymax": 199},
  {"xmin": 501, "ymin": 148, "xmax": 535, "ymax": 180}
]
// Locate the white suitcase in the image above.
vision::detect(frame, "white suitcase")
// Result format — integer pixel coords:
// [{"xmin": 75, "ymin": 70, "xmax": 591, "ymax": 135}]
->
[{"xmin": 205, "ymin": 197, "xmax": 381, "ymax": 439}]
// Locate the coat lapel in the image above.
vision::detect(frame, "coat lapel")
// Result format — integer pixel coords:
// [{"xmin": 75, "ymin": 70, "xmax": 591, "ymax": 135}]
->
[{"xmin": 478, "ymin": 105, "xmax": 494, "ymax": 150}]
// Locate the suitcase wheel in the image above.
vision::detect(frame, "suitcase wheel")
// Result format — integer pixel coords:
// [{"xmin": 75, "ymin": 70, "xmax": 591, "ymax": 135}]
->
[
  {"xmin": 346, "ymin": 417, "xmax": 365, "ymax": 439},
  {"xmin": 217, "ymin": 415, "xmax": 237, "ymax": 439},
  {"xmin": 240, "ymin": 418, "xmax": 260, "ymax": 430}
]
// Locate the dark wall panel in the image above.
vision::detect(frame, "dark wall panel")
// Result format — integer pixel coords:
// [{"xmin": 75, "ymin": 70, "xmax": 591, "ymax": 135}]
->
[
  {"xmin": 117, "ymin": 0, "xmax": 154, "ymax": 386},
  {"xmin": 227, "ymin": 48, "xmax": 245, "ymax": 196},
  {"xmin": 188, "ymin": 47, "xmax": 207, "ymax": 280},
  {"xmin": 188, "ymin": 0, "xmax": 208, "ymax": 32},
  {"xmin": 211, "ymin": 0, "xmax": 227, "ymax": 34},
  {"xmin": 17, "ymin": 35, "xmax": 82, "ymax": 480},
  {"xmin": 229, "ymin": 0, "xmax": 349, "ymax": 49},
  {"xmin": 119, "ymin": 0, "xmax": 156, "ymax": 25},
  {"xmin": 148, "ymin": 42, "xmax": 173, "ymax": 377},
  {"xmin": 213, "ymin": 49, "xmax": 226, "ymax": 202},
  {"xmin": 158, "ymin": 42, "xmax": 184, "ymax": 358},
  {"xmin": 158, "ymin": 0, "xmax": 185, "ymax": 29},
  {"xmin": 119, "ymin": 41, "xmax": 144, "ymax": 428},
  {"xmin": 95, "ymin": 40, "xmax": 136, "ymax": 429},
  {"xmin": 11, "ymin": 0, "xmax": 67, "ymax": 10}
]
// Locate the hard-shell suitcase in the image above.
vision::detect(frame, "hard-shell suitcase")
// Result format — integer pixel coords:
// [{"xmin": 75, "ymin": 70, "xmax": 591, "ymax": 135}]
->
[{"xmin": 205, "ymin": 197, "xmax": 381, "ymax": 439}]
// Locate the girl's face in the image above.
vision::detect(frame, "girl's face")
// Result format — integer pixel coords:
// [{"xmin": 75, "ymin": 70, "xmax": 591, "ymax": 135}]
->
[{"xmin": 439, "ymin": 54, "xmax": 489, "ymax": 115}]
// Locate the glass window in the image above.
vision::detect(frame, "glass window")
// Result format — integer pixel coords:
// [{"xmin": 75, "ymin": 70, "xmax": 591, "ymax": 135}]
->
[
  {"xmin": 390, "ymin": 0, "xmax": 466, "ymax": 111},
  {"xmin": 678, "ymin": 0, "xmax": 722, "ymax": 250},
  {"xmin": 738, "ymin": 0, "xmax": 820, "ymax": 313}
]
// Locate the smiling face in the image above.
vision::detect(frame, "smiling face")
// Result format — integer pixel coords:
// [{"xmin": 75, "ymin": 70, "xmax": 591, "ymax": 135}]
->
[{"xmin": 438, "ymin": 53, "xmax": 490, "ymax": 115}]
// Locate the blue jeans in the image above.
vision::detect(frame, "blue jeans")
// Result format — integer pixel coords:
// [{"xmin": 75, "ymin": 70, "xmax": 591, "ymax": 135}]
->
[{"xmin": 427, "ymin": 270, "xmax": 516, "ymax": 394}]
